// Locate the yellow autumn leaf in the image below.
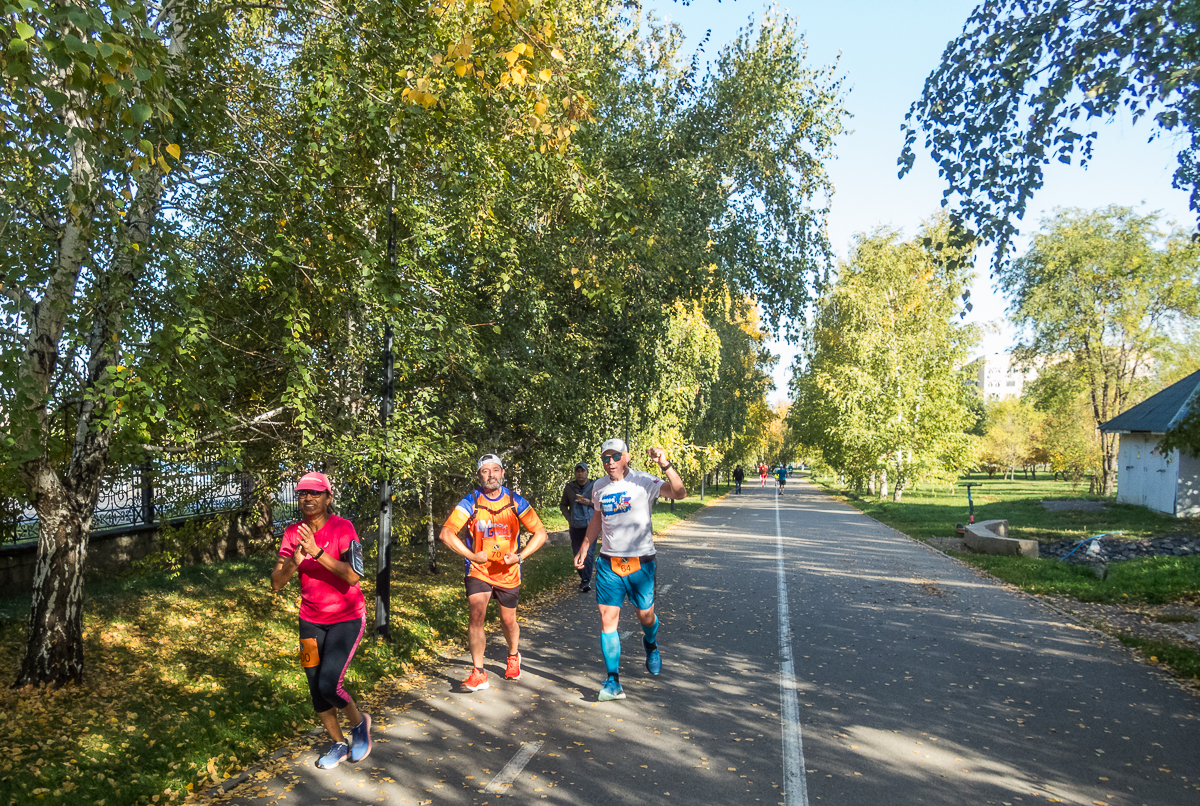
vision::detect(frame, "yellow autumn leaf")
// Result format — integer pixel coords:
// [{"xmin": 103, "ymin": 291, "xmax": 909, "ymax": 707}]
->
[
  {"xmin": 534, "ymin": 100, "xmax": 548, "ymax": 115},
  {"xmin": 165, "ymin": 143, "xmax": 180, "ymax": 160},
  {"xmin": 551, "ymin": 47, "xmax": 565, "ymax": 61},
  {"xmin": 455, "ymin": 61, "xmax": 469, "ymax": 77},
  {"xmin": 573, "ymin": 280, "xmax": 581, "ymax": 289},
  {"xmin": 513, "ymin": 42, "xmax": 527, "ymax": 55},
  {"xmin": 539, "ymin": 68, "xmax": 552, "ymax": 82}
]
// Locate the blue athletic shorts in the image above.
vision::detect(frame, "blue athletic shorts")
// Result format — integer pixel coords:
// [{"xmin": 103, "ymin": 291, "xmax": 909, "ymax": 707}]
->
[{"xmin": 594, "ymin": 554, "xmax": 656, "ymax": 610}]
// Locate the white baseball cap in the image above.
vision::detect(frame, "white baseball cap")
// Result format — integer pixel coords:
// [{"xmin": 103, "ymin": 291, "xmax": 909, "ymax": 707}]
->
[
  {"xmin": 477, "ymin": 453, "xmax": 505, "ymax": 471},
  {"xmin": 600, "ymin": 438, "xmax": 628, "ymax": 455}
]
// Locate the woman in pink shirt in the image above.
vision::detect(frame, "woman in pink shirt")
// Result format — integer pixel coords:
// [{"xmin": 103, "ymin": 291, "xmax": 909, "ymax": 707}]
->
[{"xmin": 271, "ymin": 472, "xmax": 371, "ymax": 769}]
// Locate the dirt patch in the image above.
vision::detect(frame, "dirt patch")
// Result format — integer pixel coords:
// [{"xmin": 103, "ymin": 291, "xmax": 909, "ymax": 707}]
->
[{"xmin": 927, "ymin": 536, "xmax": 965, "ymax": 552}]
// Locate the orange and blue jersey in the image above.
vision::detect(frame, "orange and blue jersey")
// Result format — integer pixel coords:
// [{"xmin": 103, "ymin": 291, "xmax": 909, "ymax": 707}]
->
[{"xmin": 443, "ymin": 486, "xmax": 545, "ymax": 588}]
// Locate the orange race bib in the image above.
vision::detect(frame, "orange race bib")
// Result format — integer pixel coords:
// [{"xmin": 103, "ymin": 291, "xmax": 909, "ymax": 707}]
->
[
  {"xmin": 611, "ymin": 556, "xmax": 641, "ymax": 577},
  {"xmin": 488, "ymin": 542, "xmax": 506, "ymax": 564},
  {"xmin": 299, "ymin": 637, "xmax": 320, "ymax": 669}
]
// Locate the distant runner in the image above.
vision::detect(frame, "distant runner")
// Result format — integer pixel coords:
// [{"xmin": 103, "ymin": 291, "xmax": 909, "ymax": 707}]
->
[
  {"xmin": 575, "ymin": 439, "xmax": 687, "ymax": 702},
  {"xmin": 733, "ymin": 464, "xmax": 744, "ymax": 495},
  {"xmin": 759, "ymin": 462, "xmax": 769, "ymax": 487},
  {"xmin": 774, "ymin": 464, "xmax": 788, "ymax": 494},
  {"xmin": 440, "ymin": 453, "xmax": 549, "ymax": 692}
]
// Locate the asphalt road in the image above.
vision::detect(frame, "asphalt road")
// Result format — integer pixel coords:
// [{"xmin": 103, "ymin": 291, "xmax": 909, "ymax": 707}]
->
[{"xmin": 222, "ymin": 476, "xmax": 1200, "ymax": 806}]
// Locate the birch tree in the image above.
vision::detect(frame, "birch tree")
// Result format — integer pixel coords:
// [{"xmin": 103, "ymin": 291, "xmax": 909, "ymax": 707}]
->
[
  {"xmin": 1000, "ymin": 206, "xmax": 1200, "ymax": 496},
  {"xmin": 789, "ymin": 218, "xmax": 978, "ymax": 499}
]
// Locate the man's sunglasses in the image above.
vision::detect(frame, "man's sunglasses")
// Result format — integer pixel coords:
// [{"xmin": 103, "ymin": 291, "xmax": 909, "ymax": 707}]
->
[
  {"xmin": 600, "ymin": 453, "xmax": 623, "ymax": 464},
  {"xmin": 296, "ymin": 489, "xmax": 327, "ymax": 499}
]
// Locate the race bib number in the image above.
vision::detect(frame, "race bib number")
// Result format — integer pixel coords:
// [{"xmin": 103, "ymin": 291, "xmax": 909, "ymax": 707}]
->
[
  {"xmin": 299, "ymin": 637, "xmax": 320, "ymax": 669},
  {"xmin": 488, "ymin": 543, "xmax": 506, "ymax": 564},
  {"xmin": 611, "ymin": 556, "xmax": 641, "ymax": 577}
]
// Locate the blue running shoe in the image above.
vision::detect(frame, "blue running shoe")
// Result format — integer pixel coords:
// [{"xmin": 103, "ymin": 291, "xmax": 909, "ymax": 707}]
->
[
  {"xmin": 316, "ymin": 741, "xmax": 349, "ymax": 770},
  {"xmin": 598, "ymin": 675, "xmax": 626, "ymax": 701},
  {"xmin": 644, "ymin": 641, "xmax": 661, "ymax": 676},
  {"xmin": 349, "ymin": 713, "xmax": 371, "ymax": 763}
]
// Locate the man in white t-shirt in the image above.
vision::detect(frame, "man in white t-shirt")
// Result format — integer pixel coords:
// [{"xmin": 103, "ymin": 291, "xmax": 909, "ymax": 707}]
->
[{"xmin": 574, "ymin": 438, "xmax": 687, "ymax": 701}]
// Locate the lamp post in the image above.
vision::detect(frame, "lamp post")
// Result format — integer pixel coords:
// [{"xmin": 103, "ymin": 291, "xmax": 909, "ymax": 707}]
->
[{"xmin": 375, "ymin": 176, "xmax": 397, "ymax": 643}]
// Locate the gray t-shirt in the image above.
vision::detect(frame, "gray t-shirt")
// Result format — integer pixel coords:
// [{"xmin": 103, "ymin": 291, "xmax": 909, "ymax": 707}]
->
[{"xmin": 591, "ymin": 468, "xmax": 664, "ymax": 558}]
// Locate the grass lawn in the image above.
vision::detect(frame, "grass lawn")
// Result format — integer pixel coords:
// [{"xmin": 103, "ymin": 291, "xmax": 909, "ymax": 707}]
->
[
  {"xmin": 0, "ymin": 542, "xmax": 575, "ymax": 806},
  {"xmin": 955, "ymin": 553, "xmax": 1200, "ymax": 605},
  {"xmin": 811, "ymin": 470, "xmax": 1196, "ymax": 544},
  {"xmin": 0, "ymin": 489, "xmax": 718, "ymax": 806}
]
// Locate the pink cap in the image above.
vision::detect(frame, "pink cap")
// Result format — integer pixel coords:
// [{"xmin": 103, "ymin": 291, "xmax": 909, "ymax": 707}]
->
[{"xmin": 295, "ymin": 472, "xmax": 332, "ymax": 493}]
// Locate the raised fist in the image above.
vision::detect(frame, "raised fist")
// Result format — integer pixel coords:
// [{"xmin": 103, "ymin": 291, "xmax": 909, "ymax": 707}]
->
[{"xmin": 647, "ymin": 446, "xmax": 668, "ymax": 467}]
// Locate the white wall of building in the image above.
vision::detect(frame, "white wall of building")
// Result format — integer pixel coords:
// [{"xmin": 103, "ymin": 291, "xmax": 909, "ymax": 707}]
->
[
  {"xmin": 1116, "ymin": 434, "xmax": 1179, "ymax": 515},
  {"xmin": 1176, "ymin": 450, "xmax": 1200, "ymax": 518}
]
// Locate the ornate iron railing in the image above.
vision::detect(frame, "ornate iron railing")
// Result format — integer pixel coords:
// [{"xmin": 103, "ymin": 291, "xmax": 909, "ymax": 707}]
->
[{"xmin": 1, "ymin": 460, "xmax": 300, "ymax": 546}]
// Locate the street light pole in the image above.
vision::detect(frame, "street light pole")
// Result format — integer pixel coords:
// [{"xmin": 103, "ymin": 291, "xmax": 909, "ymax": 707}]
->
[{"xmin": 375, "ymin": 176, "xmax": 397, "ymax": 643}]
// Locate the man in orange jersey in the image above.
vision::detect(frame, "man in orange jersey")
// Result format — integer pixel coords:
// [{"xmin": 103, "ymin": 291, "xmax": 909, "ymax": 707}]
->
[{"xmin": 440, "ymin": 454, "xmax": 549, "ymax": 691}]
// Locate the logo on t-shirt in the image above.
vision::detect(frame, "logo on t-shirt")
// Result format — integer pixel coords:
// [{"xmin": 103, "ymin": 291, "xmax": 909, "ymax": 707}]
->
[{"xmin": 601, "ymin": 491, "xmax": 633, "ymax": 515}]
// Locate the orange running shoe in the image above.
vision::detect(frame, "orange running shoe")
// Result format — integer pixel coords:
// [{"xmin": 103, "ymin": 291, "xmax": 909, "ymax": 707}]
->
[
  {"xmin": 505, "ymin": 652, "xmax": 522, "ymax": 681},
  {"xmin": 463, "ymin": 667, "xmax": 489, "ymax": 691}
]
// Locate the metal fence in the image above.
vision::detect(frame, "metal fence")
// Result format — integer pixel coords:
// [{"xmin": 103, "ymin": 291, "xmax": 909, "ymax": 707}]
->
[{"xmin": 1, "ymin": 461, "xmax": 300, "ymax": 546}]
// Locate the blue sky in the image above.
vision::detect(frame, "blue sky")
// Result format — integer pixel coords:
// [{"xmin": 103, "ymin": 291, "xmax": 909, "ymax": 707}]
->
[{"xmin": 641, "ymin": 0, "xmax": 1196, "ymax": 402}]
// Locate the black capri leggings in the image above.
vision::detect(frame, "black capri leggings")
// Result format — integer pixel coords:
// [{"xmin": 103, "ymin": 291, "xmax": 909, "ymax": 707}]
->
[{"xmin": 298, "ymin": 615, "xmax": 365, "ymax": 713}]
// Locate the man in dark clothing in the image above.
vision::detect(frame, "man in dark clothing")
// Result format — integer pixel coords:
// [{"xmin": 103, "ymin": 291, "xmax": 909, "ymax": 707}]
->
[
  {"xmin": 733, "ymin": 465, "xmax": 744, "ymax": 494},
  {"xmin": 560, "ymin": 462, "xmax": 597, "ymax": 592}
]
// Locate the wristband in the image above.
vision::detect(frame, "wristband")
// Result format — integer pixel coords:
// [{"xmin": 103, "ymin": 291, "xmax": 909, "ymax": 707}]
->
[
  {"xmin": 662, "ymin": 461, "xmax": 675, "ymax": 472},
  {"xmin": 314, "ymin": 548, "xmax": 325, "ymax": 561}
]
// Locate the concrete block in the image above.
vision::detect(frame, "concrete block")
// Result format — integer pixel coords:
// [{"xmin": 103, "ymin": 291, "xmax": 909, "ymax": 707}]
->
[{"xmin": 963, "ymin": 519, "xmax": 1038, "ymax": 558}]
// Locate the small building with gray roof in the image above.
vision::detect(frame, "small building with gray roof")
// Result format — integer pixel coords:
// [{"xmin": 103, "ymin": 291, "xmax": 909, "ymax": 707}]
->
[{"xmin": 1100, "ymin": 369, "xmax": 1200, "ymax": 517}]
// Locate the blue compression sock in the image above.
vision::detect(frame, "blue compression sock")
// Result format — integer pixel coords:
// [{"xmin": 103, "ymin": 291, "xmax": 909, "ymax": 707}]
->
[
  {"xmin": 642, "ymin": 615, "xmax": 659, "ymax": 648},
  {"xmin": 600, "ymin": 630, "xmax": 621, "ymax": 675}
]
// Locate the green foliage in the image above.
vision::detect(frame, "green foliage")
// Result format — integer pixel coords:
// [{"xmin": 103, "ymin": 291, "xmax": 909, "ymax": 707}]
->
[
  {"xmin": 978, "ymin": 397, "xmax": 1039, "ymax": 479},
  {"xmin": 1, "ymin": 0, "xmax": 843, "ymax": 682},
  {"xmin": 1024, "ymin": 365, "xmax": 1104, "ymax": 484},
  {"xmin": 1000, "ymin": 206, "xmax": 1200, "ymax": 493},
  {"xmin": 789, "ymin": 215, "xmax": 978, "ymax": 498},
  {"xmin": 902, "ymin": 0, "xmax": 1200, "ymax": 265}
]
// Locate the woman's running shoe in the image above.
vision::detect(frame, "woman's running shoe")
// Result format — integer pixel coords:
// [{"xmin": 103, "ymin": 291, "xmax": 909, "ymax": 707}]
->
[
  {"xmin": 316, "ymin": 741, "xmax": 349, "ymax": 769},
  {"xmin": 349, "ymin": 713, "xmax": 372, "ymax": 762}
]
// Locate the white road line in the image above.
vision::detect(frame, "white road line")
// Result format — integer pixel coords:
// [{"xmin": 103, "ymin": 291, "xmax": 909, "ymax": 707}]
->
[
  {"xmin": 484, "ymin": 741, "xmax": 543, "ymax": 794},
  {"xmin": 660, "ymin": 583, "xmax": 673, "ymax": 594},
  {"xmin": 776, "ymin": 494, "xmax": 809, "ymax": 806},
  {"xmin": 619, "ymin": 630, "xmax": 634, "ymax": 640}
]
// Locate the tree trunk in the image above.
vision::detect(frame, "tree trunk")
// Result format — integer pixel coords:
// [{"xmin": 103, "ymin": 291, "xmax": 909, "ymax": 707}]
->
[
  {"xmin": 879, "ymin": 468, "xmax": 888, "ymax": 500},
  {"xmin": 1100, "ymin": 431, "xmax": 1117, "ymax": 496},
  {"xmin": 16, "ymin": 469, "xmax": 94, "ymax": 687},
  {"xmin": 426, "ymin": 471, "xmax": 437, "ymax": 573}
]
